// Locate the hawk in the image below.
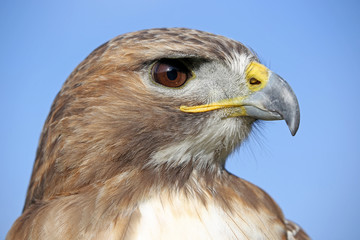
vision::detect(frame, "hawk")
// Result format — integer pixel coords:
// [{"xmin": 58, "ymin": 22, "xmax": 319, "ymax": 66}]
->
[{"xmin": 7, "ymin": 28, "xmax": 309, "ymax": 239}]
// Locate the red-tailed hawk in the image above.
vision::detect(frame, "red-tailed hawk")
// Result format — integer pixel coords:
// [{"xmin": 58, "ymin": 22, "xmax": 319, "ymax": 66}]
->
[{"xmin": 7, "ymin": 28, "xmax": 309, "ymax": 239}]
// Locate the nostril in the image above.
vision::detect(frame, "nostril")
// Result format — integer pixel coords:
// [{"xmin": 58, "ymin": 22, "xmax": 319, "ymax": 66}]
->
[{"xmin": 249, "ymin": 78, "xmax": 261, "ymax": 85}]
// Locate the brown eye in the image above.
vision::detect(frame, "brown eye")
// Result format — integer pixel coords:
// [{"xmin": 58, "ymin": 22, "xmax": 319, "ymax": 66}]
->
[{"xmin": 152, "ymin": 59, "xmax": 191, "ymax": 87}]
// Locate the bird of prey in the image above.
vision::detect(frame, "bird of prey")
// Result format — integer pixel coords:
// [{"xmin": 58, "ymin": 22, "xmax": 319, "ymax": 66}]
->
[{"xmin": 7, "ymin": 28, "xmax": 309, "ymax": 239}]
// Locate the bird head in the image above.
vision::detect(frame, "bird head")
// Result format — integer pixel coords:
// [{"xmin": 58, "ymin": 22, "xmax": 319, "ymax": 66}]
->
[{"xmin": 26, "ymin": 28, "xmax": 299, "ymax": 207}]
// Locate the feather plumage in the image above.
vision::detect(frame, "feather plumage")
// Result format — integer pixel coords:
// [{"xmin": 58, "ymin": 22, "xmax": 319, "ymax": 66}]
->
[{"xmin": 7, "ymin": 28, "xmax": 309, "ymax": 239}]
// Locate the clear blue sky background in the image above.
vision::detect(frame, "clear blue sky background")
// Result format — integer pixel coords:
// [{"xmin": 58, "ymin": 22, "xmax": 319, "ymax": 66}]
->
[{"xmin": 1, "ymin": 1, "xmax": 359, "ymax": 239}]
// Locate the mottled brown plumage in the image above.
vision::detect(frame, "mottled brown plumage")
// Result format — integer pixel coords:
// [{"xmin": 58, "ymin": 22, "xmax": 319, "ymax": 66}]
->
[{"xmin": 7, "ymin": 28, "xmax": 309, "ymax": 239}]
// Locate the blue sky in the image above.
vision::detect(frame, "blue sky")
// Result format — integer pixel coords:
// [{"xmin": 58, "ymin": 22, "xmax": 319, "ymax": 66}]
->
[{"xmin": 1, "ymin": 1, "xmax": 359, "ymax": 239}]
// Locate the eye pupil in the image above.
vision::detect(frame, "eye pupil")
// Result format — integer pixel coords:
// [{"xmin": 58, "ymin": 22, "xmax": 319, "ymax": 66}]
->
[{"xmin": 167, "ymin": 68, "xmax": 178, "ymax": 81}]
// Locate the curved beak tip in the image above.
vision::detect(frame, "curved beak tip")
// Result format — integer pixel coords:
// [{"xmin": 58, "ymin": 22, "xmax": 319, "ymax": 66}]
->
[
  {"xmin": 288, "ymin": 118, "xmax": 300, "ymax": 136},
  {"xmin": 284, "ymin": 106, "xmax": 300, "ymax": 136}
]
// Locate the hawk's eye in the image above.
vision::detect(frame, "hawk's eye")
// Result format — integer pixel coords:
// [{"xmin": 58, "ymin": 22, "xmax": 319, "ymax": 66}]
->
[{"xmin": 152, "ymin": 59, "xmax": 191, "ymax": 87}]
